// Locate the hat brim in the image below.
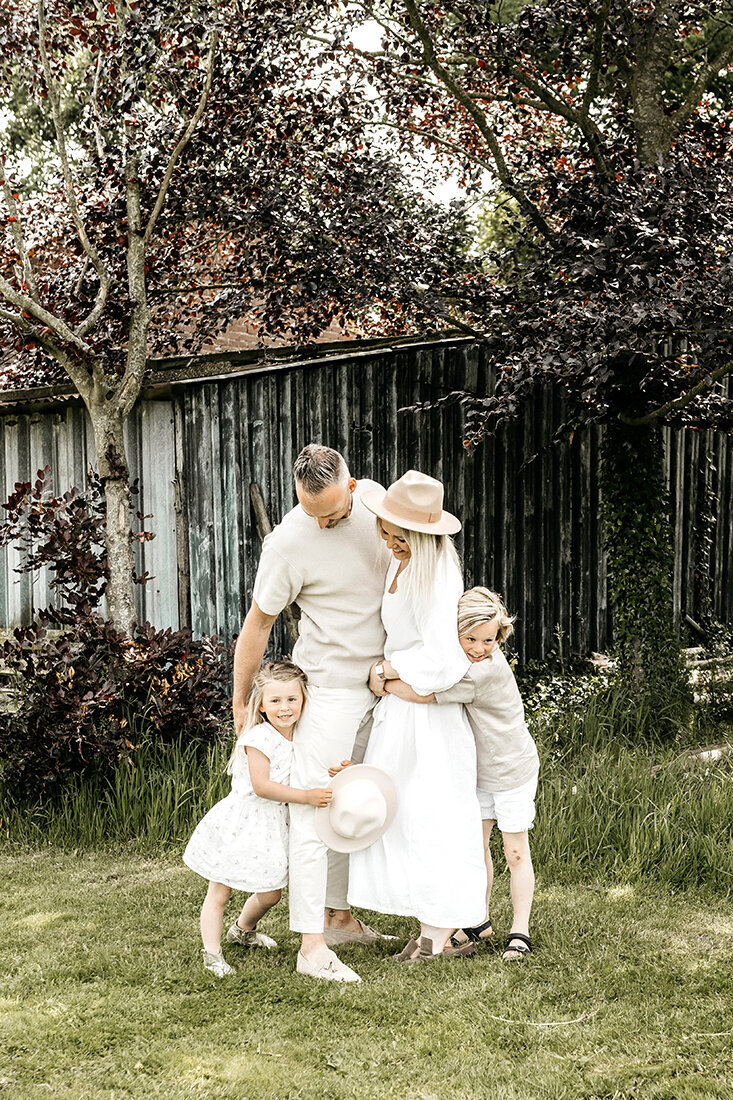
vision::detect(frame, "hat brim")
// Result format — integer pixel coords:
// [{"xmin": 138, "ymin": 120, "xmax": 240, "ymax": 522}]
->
[
  {"xmin": 360, "ymin": 488, "xmax": 462, "ymax": 536},
  {"xmin": 315, "ymin": 764, "xmax": 398, "ymax": 853}
]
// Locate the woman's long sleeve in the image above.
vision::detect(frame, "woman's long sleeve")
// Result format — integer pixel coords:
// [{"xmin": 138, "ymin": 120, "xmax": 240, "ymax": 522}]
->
[{"xmin": 388, "ymin": 555, "xmax": 470, "ymax": 695}]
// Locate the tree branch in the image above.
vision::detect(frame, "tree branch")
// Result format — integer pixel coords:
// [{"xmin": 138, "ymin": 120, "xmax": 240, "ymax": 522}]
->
[
  {"xmin": 364, "ymin": 119, "xmax": 496, "ymax": 172},
  {"xmin": 2, "ymin": 182, "xmax": 40, "ymax": 303},
  {"xmin": 671, "ymin": 36, "xmax": 733, "ymax": 137},
  {"xmin": 401, "ymin": 0, "xmax": 555, "ymax": 240},
  {"xmin": 581, "ymin": 0, "xmax": 612, "ymax": 117},
  {"xmin": 620, "ymin": 360, "xmax": 733, "ymax": 426},
  {"xmin": 37, "ymin": 0, "xmax": 111, "ymax": 324},
  {"xmin": 143, "ymin": 31, "xmax": 219, "ymax": 246},
  {"xmin": 509, "ymin": 64, "xmax": 609, "ymax": 174}
]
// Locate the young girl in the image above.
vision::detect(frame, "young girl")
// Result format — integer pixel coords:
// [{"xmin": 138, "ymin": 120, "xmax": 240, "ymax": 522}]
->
[
  {"xmin": 183, "ymin": 660, "xmax": 333, "ymax": 977},
  {"xmin": 382, "ymin": 587, "xmax": 539, "ymax": 961}
]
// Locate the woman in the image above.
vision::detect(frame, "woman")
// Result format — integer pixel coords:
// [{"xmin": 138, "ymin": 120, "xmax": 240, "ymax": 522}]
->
[{"xmin": 347, "ymin": 470, "xmax": 487, "ymax": 961}]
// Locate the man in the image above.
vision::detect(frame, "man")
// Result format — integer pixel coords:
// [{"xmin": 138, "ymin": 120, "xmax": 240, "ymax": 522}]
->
[{"xmin": 233, "ymin": 444, "xmax": 391, "ymax": 982}]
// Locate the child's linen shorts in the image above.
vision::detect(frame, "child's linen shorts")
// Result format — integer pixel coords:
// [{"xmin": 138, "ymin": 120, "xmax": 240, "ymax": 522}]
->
[{"xmin": 476, "ymin": 770, "xmax": 539, "ymax": 832}]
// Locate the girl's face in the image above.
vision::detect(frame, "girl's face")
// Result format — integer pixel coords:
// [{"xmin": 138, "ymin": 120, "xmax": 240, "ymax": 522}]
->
[
  {"xmin": 379, "ymin": 519, "xmax": 411, "ymax": 561},
  {"xmin": 259, "ymin": 679, "xmax": 304, "ymax": 736},
  {"xmin": 459, "ymin": 620, "xmax": 499, "ymax": 662}
]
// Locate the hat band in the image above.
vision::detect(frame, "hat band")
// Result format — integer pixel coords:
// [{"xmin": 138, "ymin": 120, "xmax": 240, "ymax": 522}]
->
[{"xmin": 384, "ymin": 497, "xmax": 442, "ymax": 525}]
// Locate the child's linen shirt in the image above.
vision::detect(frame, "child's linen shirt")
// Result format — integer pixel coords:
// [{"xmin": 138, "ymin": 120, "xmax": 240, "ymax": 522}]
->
[{"xmin": 434, "ymin": 647, "xmax": 539, "ymax": 792}]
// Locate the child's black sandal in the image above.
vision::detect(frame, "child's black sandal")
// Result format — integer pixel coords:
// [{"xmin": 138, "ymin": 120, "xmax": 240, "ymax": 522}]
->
[
  {"xmin": 501, "ymin": 932, "xmax": 532, "ymax": 961},
  {"xmin": 450, "ymin": 918, "xmax": 493, "ymax": 947}
]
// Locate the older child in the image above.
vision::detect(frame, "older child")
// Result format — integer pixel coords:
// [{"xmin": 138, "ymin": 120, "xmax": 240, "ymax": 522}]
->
[
  {"xmin": 184, "ymin": 661, "xmax": 332, "ymax": 977},
  {"xmin": 383, "ymin": 588, "xmax": 539, "ymax": 961}
]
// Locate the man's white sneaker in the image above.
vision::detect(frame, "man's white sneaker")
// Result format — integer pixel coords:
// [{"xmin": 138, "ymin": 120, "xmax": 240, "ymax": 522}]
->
[
  {"xmin": 225, "ymin": 923, "xmax": 278, "ymax": 949},
  {"xmin": 296, "ymin": 949, "xmax": 362, "ymax": 983},
  {"xmin": 202, "ymin": 950, "xmax": 234, "ymax": 977}
]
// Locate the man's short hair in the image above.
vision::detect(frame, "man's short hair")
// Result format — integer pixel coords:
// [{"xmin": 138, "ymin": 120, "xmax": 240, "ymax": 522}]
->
[{"xmin": 293, "ymin": 445, "xmax": 349, "ymax": 496}]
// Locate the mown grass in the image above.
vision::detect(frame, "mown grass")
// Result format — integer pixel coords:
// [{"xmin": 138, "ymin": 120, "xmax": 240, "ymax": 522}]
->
[{"xmin": 1, "ymin": 849, "xmax": 732, "ymax": 1100}]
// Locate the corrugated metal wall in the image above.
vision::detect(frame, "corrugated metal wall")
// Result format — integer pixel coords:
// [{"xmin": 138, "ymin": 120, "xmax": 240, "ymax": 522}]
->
[{"xmin": 2, "ymin": 339, "xmax": 732, "ymax": 662}]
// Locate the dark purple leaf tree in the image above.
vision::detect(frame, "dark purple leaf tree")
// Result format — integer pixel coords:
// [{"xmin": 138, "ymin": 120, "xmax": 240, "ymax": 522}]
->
[
  {"xmin": 0, "ymin": 0, "xmax": 460, "ymax": 634},
  {"xmin": 341, "ymin": 0, "xmax": 733, "ymax": 706}
]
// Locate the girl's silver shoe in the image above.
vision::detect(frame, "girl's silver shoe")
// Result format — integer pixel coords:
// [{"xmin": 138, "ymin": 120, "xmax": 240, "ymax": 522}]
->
[
  {"xmin": 202, "ymin": 950, "xmax": 235, "ymax": 977},
  {"xmin": 226, "ymin": 923, "xmax": 277, "ymax": 949}
]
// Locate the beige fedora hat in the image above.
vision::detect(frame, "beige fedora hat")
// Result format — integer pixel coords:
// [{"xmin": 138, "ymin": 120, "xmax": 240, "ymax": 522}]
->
[
  {"xmin": 315, "ymin": 765, "xmax": 398, "ymax": 854},
  {"xmin": 361, "ymin": 470, "xmax": 461, "ymax": 535}
]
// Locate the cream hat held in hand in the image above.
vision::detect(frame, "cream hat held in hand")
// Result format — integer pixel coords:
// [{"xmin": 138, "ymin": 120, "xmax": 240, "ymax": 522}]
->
[
  {"xmin": 315, "ymin": 765, "xmax": 398, "ymax": 853},
  {"xmin": 361, "ymin": 470, "xmax": 461, "ymax": 535}
]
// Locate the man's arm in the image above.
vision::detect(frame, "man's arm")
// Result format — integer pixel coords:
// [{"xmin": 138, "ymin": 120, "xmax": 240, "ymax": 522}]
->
[{"xmin": 232, "ymin": 600, "xmax": 278, "ymax": 733}]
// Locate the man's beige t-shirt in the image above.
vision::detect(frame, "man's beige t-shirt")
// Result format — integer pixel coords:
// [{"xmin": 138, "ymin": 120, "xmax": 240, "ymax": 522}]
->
[
  {"xmin": 435, "ymin": 646, "xmax": 539, "ymax": 791},
  {"xmin": 253, "ymin": 480, "xmax": 390, "ymax": 688}
]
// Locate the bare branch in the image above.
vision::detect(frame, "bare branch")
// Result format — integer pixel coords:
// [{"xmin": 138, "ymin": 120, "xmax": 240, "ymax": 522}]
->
[
  {"xmin": 581, "ymin": 0, "xmax": 612, "ymax": 117},
  {"xmin": 364, "ymin": 119, "xmax": 496, "ymax": 172},
  {"xmin": 401, "ymin": 0, "xmax": 555, "ymax": 240},
  {"xmin": 37, "ymin": 0, "xmax": 111, "ymax": 335},
  {"xmin": 143, "ymin": 31, "xmax": 219, "ymax": 246},
  {"xmin": 2, "ymin": 182, "xmax": 40, "ymax": 303},
  {"xmin": 620, "ymin": 360, "xmax": 733, "ymax": 426},
  {"xmin": 509, "ymin": 64, "xmax": 609, "ymax": 174},
  {"xmin": 0, "ymin": 273, "xmax": 93, "ymax": 361},
  {"xmin": 671, "ymin": 36, "xmax": 733, "ymax": 137},
  {"xmin": 0, "ymin": 294, "xmax": 96, "ymax": 399}
]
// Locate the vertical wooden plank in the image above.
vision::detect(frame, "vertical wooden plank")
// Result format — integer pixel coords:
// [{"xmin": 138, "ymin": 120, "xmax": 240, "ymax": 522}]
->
[{"xmin": 172, "ymin": 395, "xmax": 191, "ymax": 631}]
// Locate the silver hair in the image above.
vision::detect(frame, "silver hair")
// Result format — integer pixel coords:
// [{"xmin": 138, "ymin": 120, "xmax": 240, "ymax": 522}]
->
[{"xmin": 293, "ymin": 444, "xmax": 349, "ymax": 496}]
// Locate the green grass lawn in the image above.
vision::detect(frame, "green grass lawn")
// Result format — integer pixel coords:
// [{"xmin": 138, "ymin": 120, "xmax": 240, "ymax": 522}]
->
[{"xmin": 1, "ymin": 849, "xmax": 731, "ymax": 1100}]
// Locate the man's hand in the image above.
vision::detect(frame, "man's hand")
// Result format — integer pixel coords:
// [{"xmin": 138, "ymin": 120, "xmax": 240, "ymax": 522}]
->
[
  {"xmin": 368, "ymin": 661, "xmax": 387, "ymax": 697},
  {"xmin": 305, "ymin": 787, "xmax": 333, "ymax": 807},
  {"xmin": 328, "ymin": 760, "xmax": 354, "ymax": 778}
]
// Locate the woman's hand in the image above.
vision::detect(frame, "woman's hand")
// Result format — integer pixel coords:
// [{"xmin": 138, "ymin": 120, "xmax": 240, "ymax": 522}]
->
[
  {"xmin": 305, "ymin": 787, "xmax": 333, "ymax": 807},
  {"xmin": 328, "ymin": 760, "xmax": 354, "ymax": 778},
  {"xmin": 369, "ymin": 661, "xmax": 387, "ymax": 697}
]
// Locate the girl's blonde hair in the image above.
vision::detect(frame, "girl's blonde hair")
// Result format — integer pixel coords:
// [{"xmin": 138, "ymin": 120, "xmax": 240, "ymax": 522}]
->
[
  {"xmin": 379, "ymin": 519, "xmax": 461, "ymax": 611},
  {"xmin": 228, "ymin": 660, "xmax": 308, "ymax": 774},
  {"xmin": 457, "ymin": 587, "xmax": 515, "ymax": 644}
]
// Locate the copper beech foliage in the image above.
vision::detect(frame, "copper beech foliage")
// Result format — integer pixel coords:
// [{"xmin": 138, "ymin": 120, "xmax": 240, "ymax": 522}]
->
[
  {"xmin": 0, "ymin": 0, "xmax": 461, "ymax": 392},
  {"xmin": 343, "ymin": 0, "xmax": 733, "ymax": 441}
]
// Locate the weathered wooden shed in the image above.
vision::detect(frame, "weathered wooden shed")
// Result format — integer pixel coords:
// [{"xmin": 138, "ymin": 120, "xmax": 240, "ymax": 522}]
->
[{"xmin": 1, "ymin": 334, "xmax": 731, "ymax": 662}]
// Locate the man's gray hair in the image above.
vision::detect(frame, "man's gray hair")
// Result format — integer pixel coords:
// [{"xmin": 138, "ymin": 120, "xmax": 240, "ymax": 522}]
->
[{"xmin": 293, "ymin": 444, "xmax": 349, "ymax": 496}]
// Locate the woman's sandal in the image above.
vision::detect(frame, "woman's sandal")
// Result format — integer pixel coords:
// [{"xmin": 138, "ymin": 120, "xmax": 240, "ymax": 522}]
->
[
  {"xmin": 397, "ymin": 936, "xmax": 476, "ymax": 964},
  {"xmin": 501, "ymin": 932, "xmax": 532, "ymax": 961},
  {"xmin": 450, "ymin": 917, "xmax": 493, "ymax": 948}
]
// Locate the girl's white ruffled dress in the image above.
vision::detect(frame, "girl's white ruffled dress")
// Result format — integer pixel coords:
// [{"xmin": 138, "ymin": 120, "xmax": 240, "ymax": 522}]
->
[
  {"xmin": 348, "ymin": 553, "xmax": 487, "ymax": 929},
  {"xmin": 183, "ymin": 722, "xmax": 292, "ymax": 892}
]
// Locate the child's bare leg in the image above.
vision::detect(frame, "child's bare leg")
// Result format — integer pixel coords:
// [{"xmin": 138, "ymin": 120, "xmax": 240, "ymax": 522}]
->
[
  {"xmin": 481, "ymin": 818, "xmax": 495, "ymax": 934},
  {"xmin": 235, "ymin": 890, "xmax": 282, "ymax": 931},
  {"xmin": 502, "ymin": 830, "xmax": 534, "ymax": 954},
  {"xmin": 201, "ymin": 881, "xmax": 232, "ymax": 953}
]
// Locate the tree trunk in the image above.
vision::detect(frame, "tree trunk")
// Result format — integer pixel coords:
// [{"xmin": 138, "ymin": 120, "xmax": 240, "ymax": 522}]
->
[
  {"xmin": 600, "ymin": 419, "xmax": 689, "ymax": 724},
  {"xmin": 89, "ymin": 403, "xmax": 138, "ymax": 637}
]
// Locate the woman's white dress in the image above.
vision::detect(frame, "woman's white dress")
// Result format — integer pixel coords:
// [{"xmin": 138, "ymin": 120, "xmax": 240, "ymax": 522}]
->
[
  {"xmin": 183, "ymin": 722, "xmax": 292, "ymax": 892},
  {"xmin": 348, "ymin": 554, "xmax": 487, "ymax": 928}
]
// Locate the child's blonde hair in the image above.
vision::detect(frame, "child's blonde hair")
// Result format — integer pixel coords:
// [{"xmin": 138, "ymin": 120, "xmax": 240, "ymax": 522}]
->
[
  {"xmin": 228, "ymin": 660, "xmax": 308, "ymax": 773},
  {"xmin": 457, "ymin": 587, "xmax": 515, "ymax": 644}
]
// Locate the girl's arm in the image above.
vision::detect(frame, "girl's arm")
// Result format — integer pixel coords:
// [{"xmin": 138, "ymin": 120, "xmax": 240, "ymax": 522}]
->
[
  {"xmin": 384, "ymin": 678, "xmax": 435, "ymax": 704},
  {"xmin": 246, "ymin": 747, "xmax": 332, "ymax": 807}
]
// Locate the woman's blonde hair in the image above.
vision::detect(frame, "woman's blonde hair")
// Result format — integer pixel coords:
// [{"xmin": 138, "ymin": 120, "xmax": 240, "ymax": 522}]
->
[
  {"xmin": 228, "ymin": 660, "xmax": 308, "ymax": 773},
  {"xmin": 379, "ymin": 519, "xmax": 461, "ymax": 611},
  {"xmin": 457, "ymin": 587, "xmax": 515, "ymax": 644}
]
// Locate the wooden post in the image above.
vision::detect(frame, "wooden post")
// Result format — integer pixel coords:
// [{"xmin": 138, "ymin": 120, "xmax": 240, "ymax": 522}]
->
[{"xmin": 249, "ymin": 482, "xmax": 300, "ymax": 647}]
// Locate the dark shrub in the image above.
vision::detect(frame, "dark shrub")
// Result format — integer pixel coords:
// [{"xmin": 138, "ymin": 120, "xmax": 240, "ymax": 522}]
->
[{"xmin": 0, "ymin": 468, "xmax": 232, "ymax": 802}]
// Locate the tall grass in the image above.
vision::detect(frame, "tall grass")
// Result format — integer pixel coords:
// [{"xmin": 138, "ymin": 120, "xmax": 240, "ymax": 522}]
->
[
  {"xmin": 0, "ymin": 737, "xmax": 230, "ymax": 849},
  {"xmin": 2, "ymin": 688, "xmax": 732, "ymax": 894}
]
